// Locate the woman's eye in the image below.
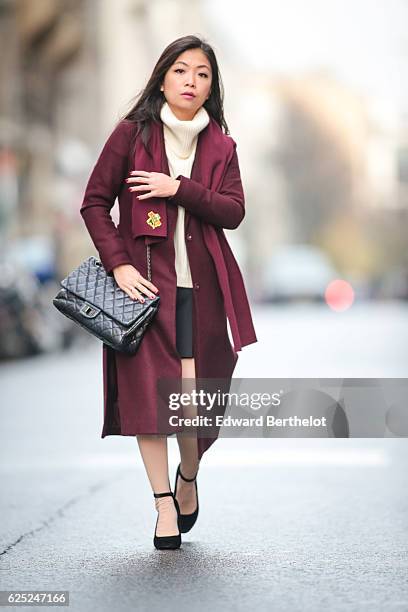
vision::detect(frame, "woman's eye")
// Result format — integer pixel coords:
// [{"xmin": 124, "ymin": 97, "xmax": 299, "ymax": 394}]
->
[{"xmin": 174, "ymin": 68, "xmax": 209, "ymax": 78}]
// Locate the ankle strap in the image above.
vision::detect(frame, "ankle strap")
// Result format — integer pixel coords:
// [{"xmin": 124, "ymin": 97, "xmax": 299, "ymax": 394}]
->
[
  {"xmin": 177, "ymin": 463, "xmax": 198, "ymax": 482},
  {"xmin": 153, "ymin": 491, "xmax": 173, "ymax": 498}
]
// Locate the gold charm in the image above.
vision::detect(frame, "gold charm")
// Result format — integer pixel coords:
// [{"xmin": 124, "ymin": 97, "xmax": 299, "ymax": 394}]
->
[{"xmin": 146, "ymin": 211, "xmax": 162, "ymax": 229}]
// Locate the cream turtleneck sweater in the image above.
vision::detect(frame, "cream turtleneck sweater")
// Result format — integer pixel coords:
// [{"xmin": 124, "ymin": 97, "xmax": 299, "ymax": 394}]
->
[{"xmin": 160, "ymin": 100, "xmax": 210, "ymax": 287}]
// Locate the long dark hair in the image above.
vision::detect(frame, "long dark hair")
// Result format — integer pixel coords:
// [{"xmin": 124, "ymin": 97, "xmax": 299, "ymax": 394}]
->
[{"xmin": 118, "ymin": 35, "xmax": 229, "ymax": 156}]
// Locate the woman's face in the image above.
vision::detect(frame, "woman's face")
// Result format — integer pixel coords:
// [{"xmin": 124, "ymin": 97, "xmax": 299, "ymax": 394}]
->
[{"xmin": 161, "ymin": 48, "xmax": 212, "ymax": 120}]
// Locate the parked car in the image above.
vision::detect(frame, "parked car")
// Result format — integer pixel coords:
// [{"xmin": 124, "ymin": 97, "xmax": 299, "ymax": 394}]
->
[
  {"xmin": 261, "ymin": 244, "xmax": 339, "ymax": 303},
  {"xmin": 0, "ymin": 259, "xmax": 75, "ymax": 360}
]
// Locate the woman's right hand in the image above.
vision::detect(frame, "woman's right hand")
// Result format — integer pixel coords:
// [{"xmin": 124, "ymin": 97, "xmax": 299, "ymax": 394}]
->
[{"xmin": 112, "ymin": 264, "xmax": 159, "ymax": 303}]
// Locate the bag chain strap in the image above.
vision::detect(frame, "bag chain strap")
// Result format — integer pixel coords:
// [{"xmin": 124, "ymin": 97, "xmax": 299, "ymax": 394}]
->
[{"xmin": 146, "ymin": 244, "xmax": 151, "ymax": 281}]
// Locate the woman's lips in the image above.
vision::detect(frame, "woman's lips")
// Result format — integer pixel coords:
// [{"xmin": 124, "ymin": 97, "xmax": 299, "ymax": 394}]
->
[{"xmin": 181, "ymin": 93, "xmax": 195, "ymax": 99}]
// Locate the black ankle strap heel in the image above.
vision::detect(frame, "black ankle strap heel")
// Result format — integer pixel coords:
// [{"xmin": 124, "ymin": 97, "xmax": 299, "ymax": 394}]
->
[
  {"xmin": 154, "ymin": 491, "xmax": 175, "ymax": 498},
  {"xmin": 174, "ymin": 463, "xmax": 199, "ymax": 534},
  {"xmin": 153, "ymin": 491, "xmax": 181, "ymax": 550},
  {"xmin": 177, "ymin": 466, "xmax": 198, "ymax": 482}
]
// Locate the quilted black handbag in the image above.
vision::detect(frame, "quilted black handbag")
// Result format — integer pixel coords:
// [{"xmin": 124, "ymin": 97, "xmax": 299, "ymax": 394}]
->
[{"xmin": 52, "ymin": 246, "xmax": 160, "ymax": 354}]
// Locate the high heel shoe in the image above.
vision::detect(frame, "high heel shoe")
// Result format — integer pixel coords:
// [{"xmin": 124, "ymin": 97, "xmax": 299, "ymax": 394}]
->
[
  {"xmin": 174, "ymin": 463, "xmax": 199, "ymax": 533},
  {"xmin": 153, "ymin": 491, "xmax": 181, "ymax": 550}
]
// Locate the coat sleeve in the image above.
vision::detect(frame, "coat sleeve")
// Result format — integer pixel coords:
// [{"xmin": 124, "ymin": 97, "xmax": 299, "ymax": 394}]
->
[
  {"xmin": 80, "ymin": 120, "xmax": 135, "ymax": 275},
  {"xmin": 167, "ymin": 144, "xmax": 245, "ymax": 230}
]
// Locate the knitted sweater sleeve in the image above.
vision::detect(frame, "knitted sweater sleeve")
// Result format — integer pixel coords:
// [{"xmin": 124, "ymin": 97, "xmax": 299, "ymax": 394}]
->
[
  {"xmin": 80, "ymin": 120, "xmax": 135, "ymax": 275},
  {"xmin": 167, "ymin": 144, "xmax": 245, "ymax": 230}
]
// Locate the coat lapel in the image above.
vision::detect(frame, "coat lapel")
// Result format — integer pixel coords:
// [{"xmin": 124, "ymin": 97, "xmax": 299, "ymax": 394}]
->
[{"xmin": 183, "ymin": 123, "xmax": 204, "ymax": 235}]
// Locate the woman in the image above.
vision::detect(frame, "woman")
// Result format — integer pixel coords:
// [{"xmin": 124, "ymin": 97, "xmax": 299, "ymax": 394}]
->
[{"xmin": 80, "ymin": 35, "xmax": 257, "ymax": 550}]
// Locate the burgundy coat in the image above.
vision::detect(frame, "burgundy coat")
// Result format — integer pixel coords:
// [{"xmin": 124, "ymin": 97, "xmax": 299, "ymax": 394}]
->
[{"xmin": 80, "ymin": 116, "xmax": 257, "ymax": 460}]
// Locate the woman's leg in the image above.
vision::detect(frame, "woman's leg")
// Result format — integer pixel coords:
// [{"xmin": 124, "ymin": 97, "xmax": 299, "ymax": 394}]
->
[
  {"xmin": 136, "ymin": 434, "xmax": 178, "ymax": 536},
  {"xmin": 136, "ymin": 434, "xmax": 171, "ymax": 492},
  {"xmin": 175, "ymin": 357, "xmax": 200, "ymax": 514}
]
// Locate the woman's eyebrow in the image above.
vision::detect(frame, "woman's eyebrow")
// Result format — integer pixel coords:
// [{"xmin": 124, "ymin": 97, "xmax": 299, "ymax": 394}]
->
[{"xmin": 173, "ymin": 60, "xmax": 210, "ymax": 70}]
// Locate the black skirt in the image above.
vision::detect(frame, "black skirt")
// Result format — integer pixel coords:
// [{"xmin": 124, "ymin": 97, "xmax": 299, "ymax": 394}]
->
[{"xmin": 175, "ymin": 286, "xmax": 194, "ymax": 358}]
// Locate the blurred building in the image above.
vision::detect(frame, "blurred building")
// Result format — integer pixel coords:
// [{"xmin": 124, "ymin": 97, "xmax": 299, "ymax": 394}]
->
[
  {"xmin": 0, "ymin": 0, "xmax": 264, "ymax": 290},
  {"xmin": 0, "ymin": 0, "xmax": 98, "ymax": 274}
]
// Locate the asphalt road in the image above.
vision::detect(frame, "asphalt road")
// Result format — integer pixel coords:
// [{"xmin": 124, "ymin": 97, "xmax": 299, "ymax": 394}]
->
[{"xmin": 1, "ymin": 302, "xmax": 407, "ymax": 612}]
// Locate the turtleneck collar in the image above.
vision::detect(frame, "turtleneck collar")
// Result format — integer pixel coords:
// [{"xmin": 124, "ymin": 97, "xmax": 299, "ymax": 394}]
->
[{"xmin": 160, "ymin": 100, "xmax": 210, "ymax": 159}]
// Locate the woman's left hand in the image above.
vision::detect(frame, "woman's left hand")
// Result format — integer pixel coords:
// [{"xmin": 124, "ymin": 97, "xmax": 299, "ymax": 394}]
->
[{"xmin": 126, "ymin": 171, "xmax": 180, "ymax": 200}]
